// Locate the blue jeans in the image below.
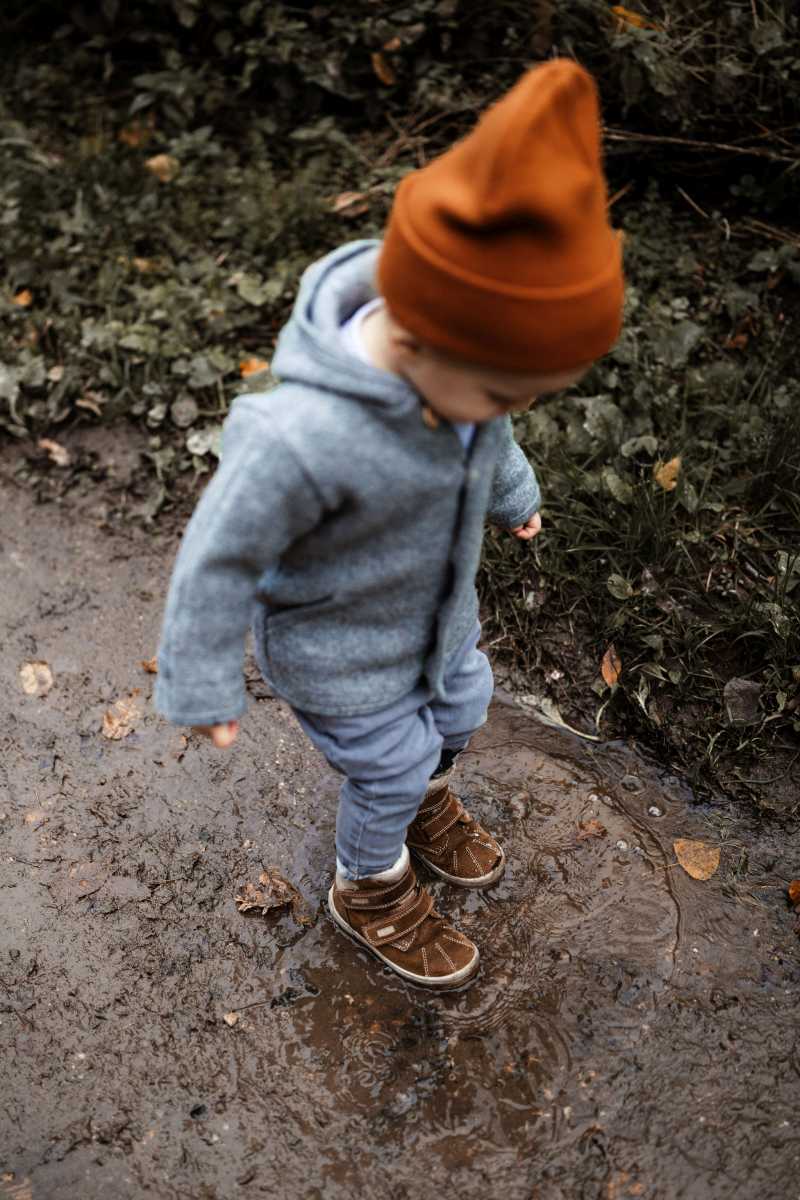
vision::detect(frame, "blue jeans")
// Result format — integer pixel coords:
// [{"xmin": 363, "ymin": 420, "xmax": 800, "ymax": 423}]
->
[{"xmin": 292, "ymin": 620, "xmax": 493, "ymax": 879}]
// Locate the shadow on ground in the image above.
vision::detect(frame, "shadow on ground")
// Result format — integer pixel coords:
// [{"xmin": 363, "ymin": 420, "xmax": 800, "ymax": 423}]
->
[{"xmin": 1, "ymin": 434, "xmax": 798, "ymax": 1200}]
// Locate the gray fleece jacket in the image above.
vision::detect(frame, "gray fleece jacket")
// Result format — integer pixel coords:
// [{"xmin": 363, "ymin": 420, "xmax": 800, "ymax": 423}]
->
[{"xmin": 155, "ymin": 240, "xmax": 540, "ymax": 724}]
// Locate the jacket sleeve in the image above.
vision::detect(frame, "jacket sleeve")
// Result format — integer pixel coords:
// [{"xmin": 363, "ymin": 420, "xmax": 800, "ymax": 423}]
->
[
  {"xmin": 485, "ymin": 414, "xmax": 541, "ymax": 529},
  {"xmin": 154, "ymin": 403, "xmax": 325, "ymax": 727}
]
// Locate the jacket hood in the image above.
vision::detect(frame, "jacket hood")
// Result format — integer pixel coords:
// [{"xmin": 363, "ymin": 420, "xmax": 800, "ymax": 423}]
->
[{"xmin": 271, "ymin": 240, "xmax": 415, "ymax": 410}]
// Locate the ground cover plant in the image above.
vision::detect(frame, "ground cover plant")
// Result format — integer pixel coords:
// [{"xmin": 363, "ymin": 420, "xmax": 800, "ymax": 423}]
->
[{"xmin": 1, "ymin": 1, "xmax": 798, "ymax": 811}]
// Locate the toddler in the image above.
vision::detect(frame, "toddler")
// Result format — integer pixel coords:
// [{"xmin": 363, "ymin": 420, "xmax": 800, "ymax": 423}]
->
[{"xmin": 155, "ymin": 60, "xmax": 624, "ymax": 989}]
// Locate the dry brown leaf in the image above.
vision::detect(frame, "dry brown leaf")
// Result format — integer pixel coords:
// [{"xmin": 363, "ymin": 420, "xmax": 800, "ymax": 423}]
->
[
  {"xmin": 383, "ymin": 36, "xmax": 402, "ymax": 51},
  {"xmin": 141, "ymin": 656, "xmax": 158, "ymax": 674},
  {"xmin": 13, "ymin": 289, "xmax": 32, "ymax": 307},
  {"xmin": 235, "ymin": 868, "xmax": 313, "ymax": 926},
  {"xmin": 75, "ymin": 391, "xmax": 105, "ymax": 417},
  {"xmin": 331, "ymin": 191, "xmax": 370, "ymax": 219},
  {"xmin": 788, "ymin": 880, "xmax": 800, "ymax": 911},
  {"xmin": 145, "ymin": 153, "xmax": 179, "ymax": 183},
  {"xmin": 371, "ymin": 50, "xmax": 397, "ymax": 86},
  {"xmin": 19, "ymin": 661, "xmax": 54, "ymax": 697},
  {"xmin": 37, "ymin": 437, "xmax": 71, "ymax": 467},
  {"xmin": 239, "ymin": 357, "xmax": 270, "ymax": 378},
  {"xmin": 673, "ymin": 838, "xmax": 720, "ymax": 881},
  {"xmin": 132, "ymin": 257, "xmax": 158, "ymax": 273},
  {"xmin": 577, "ymin": 818, "xmax": 608, "ymax": 841},
  {"xmin": 601, "ymin": 643, "xmax": 622, "ymax": 687},
  {"xmin": 653, "ymin": 456, "xmax": 681, "ymax": 491},
  {"xmin": 102, "ymin": 692, "xmax": 142, "ymax": 740}
]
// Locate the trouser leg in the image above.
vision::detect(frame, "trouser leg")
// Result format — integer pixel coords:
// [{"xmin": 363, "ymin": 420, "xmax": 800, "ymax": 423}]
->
[{"xmin": 292, "ymin": 695, "xmax": 442, "ymax": 880}]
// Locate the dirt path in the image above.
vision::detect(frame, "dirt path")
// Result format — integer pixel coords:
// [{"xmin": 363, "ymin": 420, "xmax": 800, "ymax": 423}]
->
[{"xmin": 1, "ymin": 435, "xmax": 798, "ymax": 1200}]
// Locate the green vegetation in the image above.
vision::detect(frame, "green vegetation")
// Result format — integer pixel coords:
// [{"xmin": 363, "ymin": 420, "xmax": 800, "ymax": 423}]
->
[{"xmin": 1, "ymin": 2, "xmax": 798, "ymax": 809}]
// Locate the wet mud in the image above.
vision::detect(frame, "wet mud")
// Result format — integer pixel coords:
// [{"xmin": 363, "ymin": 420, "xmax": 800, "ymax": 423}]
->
[{"xmin": 2, "ymin": 440, "xmax": 799, "ymax": 1200}]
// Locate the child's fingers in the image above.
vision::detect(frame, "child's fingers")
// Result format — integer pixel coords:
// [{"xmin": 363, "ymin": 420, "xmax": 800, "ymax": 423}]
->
[{"xmin": 510, "ymin": 513, "xmax": 542, "ymax": 540}]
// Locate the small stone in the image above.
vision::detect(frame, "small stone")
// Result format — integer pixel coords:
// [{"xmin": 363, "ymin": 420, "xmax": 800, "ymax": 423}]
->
[
  {"xmin": 648, "ymin": 805, "xmax": 663, "ymax": 817},
  {"xmin": 621, "ymin": 775, "xmax": 642, "ymax": 793},
  {"xmin": 615, "ymin": 839, "xmax": 629, "ymax": 852}
]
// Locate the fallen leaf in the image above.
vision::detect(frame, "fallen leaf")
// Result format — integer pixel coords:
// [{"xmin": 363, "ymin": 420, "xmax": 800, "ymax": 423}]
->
[
  {"xmin": 102, "ymin": 692, "xmax": 142, "ymax": 740},
  {"xmin": 19, "ymin": 661, "xmax": 54, "ymax": 697},
  {"xmin": 788, "ymin": 880, "xmax": 800, "ymax": 911},
  {"xmin": 383, "ymin": 36, "xmax": 402, "ymax": 51},
  {"xmin": 132, "ymin": 257, "xmax": 158, "ymax": 273},
  {"xmin": 610, "ymin": 6, "xmax": 658, "ymax": 30},
  {"xmin": 141, "ymin": 656, "xmax": 158, "ymax": 674},
  {"xmin": 653, "ymin": 456, "xmax": 681, "ymax": 491},
  {"xmin": 145, "ymin": 153, "xmax": 179, "ymax": 183},
  {"xmin": 601, "ymin": 644, "xmax": 622, "ymax": 687},
  {"xmin": 118, "ymin": 117, "xmax": 155, "ymax": 147},
  {"xmin": 724, "ymin": 332, "xmax": 749, "ymax": 351},
  {"xmin": 371, "ymin": 51, "xmax": 397, "ymax": 86},
  {"xmin": 235, "ymin": 868, "xmax": 313, "ymax": 926},
  {"xmin": 223, "ymin": 1011, "xmax": 239, "ymax": 1026},
  {"xmin": 239, "ymin": 357, "xmax": 270, "ymax": 378},
  {"xmin": 37, "ymin": 437, "xmax": 71, "ymax": 467},
  {"xmin": 23, "ymin": 809, "xmax": 48, "ymax": 825},
  {"xmin": 12, "ymin": 289, "xmax": 32, "ymax": 307},
  {"xmin": 75, "ymin": 391, "xmax": 105, "ymax": 417},
  {"xmin": 331, "ymin": 191, "xmax": 370, "ymax": 219},
  {"xmin": 673, "ymin": 838, "xmax": 720, "ymax": 881},
  {"xmin": 577, "ymin": 818, "xmax": 608, "ymax": 841}
]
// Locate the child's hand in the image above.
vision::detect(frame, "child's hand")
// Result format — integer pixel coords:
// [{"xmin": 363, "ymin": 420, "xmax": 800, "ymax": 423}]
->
[
  {"xmin": 191, "ymin": 720, "xmax": 240, "ymax": 748},
  {"xmin": 509, "ymin": 513, "xmax": 542, "ymax": 541}
]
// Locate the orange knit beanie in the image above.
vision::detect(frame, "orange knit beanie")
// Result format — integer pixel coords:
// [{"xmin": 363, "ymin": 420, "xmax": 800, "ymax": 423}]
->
[{"xmin": 377, "ymin": 60, "xmax": 624, "ymax": 372}]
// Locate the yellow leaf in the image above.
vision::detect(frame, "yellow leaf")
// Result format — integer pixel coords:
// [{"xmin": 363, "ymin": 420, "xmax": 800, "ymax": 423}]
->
[
  {"xmin": 601, "ymin": 644, "xmax": 622, "ymax": 687},
  {"xmin": 239, "ymin": 357, "xmax": 270, "ymax": 378},
  {"xmin": 13, "ymin": 289, "xmax": 32, "ymax": 307},
  {"xmin": 371, "ymin": 51, "xmax": 397, "ymax": 86},
  {"xmin": 673, "ymin": 838, "xmax": 720, "ymax": 881},
  {"xmin": 145, "ymin": 153, "xmax": 179, "ymax": 183},
  {"xmin": 610, "ymin": 6, "xmax": 658, "ymax": 31},
  {"xmin": 102, "ymin": 692, "xmax": 142, "ymax": 740},
  {"xmin": 37, "ymin": 438, "xmax": 71, "ymax": 467},
  {"xmin": 653, "ymin": 456, "xmax": 681, "ymax": 491},
  {"xmin": 331, "ymin": 191, "xmax": 370, "ymax": 218},
  {"xmin": 19, "ymin": 661, "xmax": 54, "ymax": 697}
]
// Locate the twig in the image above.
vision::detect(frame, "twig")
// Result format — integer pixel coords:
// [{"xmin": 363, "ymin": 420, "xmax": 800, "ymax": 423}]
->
[
  {"xmin": 608, "ymin": 181, "xmax": 634, "ymax": 208},
  {"xmin": 676, "ymin": 186, "xmax": 710, "ymax": 220},
  {"xmin": 604, "ymin": 126, "xmax": 799, "ymax": 166}
]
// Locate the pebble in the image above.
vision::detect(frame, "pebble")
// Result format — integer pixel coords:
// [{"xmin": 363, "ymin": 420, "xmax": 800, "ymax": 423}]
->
[
  {"xmin": 615, "ymin": 839, "xmax": 629, "ymax": 852},
  {"xmin": 648, "ymin": 805, "xmax": 663, "ymax": 817}
]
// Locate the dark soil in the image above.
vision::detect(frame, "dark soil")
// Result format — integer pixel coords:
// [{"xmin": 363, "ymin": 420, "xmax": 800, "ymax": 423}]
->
[{"xmin": 2, "ymin": 429, "xmax": 799, "ymax": 1200}]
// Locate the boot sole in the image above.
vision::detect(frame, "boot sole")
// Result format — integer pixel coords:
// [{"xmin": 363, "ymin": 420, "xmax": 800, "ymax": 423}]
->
[
  {"xmin": 327, "ymin": 885, "xmax": 479, "ymax": 991},
  {"xmin": 410, "ymin": 847, "xmax": 506, "ymax": 889}
]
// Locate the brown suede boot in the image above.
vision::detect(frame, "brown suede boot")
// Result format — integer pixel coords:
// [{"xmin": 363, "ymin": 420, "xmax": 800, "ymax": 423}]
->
[
  {"xmin": 406, "ymin": 769, "xmax": 505, "ymax": 887},
  {"xmin": 327, "ymin": 853, "xmax": 479, "ymax": 989}
]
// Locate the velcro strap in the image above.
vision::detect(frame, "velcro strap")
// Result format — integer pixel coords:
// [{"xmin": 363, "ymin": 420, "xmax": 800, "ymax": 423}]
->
[
  {"xmin": 363, "ymin": 887, "xmax": 435, "ymax": 947},
  {"xmin": 419, "ymin": 793, "xmax": 465, "ymax": 841},
  {"xmin": 344, "ymin": 871, "xmax": 414, "ymax": 912}
]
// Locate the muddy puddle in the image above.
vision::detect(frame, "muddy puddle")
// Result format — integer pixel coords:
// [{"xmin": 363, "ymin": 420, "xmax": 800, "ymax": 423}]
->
[{"xmin": 1, "ymin": 448, "xmax": 799, "ymax": 1200}]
